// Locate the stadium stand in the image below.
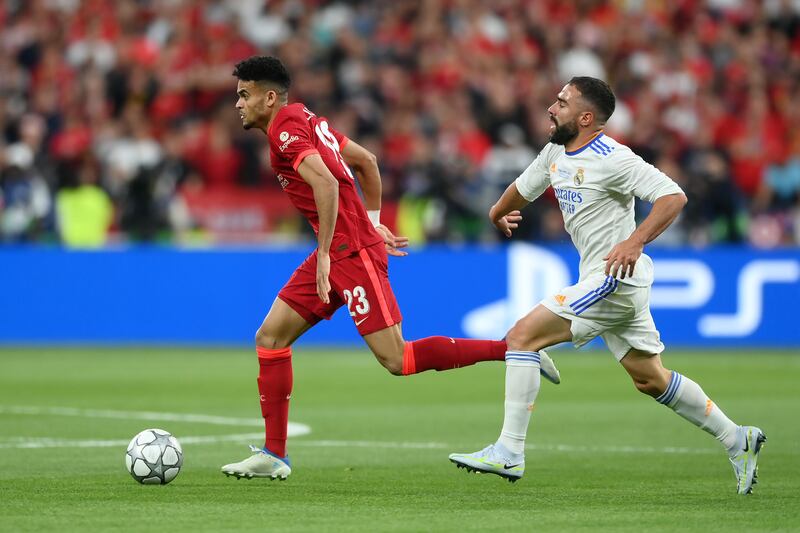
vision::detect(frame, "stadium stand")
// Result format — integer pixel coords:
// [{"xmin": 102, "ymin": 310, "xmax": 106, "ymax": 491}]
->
[{"xmin": 0, "ymin": 0, "xmax": 798, "ymax": 246}]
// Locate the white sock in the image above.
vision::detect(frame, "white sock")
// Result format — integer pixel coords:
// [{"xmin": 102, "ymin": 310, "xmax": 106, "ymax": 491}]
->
[
  {"xmin": 656, "ymin": 371, "xmax": 741, "ymax": 454},
  {"xmin": 497, "ymin": 351, "xmax": 541, "ymax": 455}
]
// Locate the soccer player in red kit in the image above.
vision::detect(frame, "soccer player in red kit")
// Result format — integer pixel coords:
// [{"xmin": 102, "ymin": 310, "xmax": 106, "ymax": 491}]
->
[{"xmin": 221, "ymin": 56, "xmax": 560, "ymax": 480}]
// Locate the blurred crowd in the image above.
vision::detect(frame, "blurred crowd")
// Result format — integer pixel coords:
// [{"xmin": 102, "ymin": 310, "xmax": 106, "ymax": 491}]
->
[{"xmin": 1, "ymin": 0, "xmax": 799, "ymax": 247}]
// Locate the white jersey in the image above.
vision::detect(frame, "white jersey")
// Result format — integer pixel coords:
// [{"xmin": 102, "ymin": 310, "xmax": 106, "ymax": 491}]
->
[{"xmin": 515, "ymin": 132, "xmax": 683, "ymax": 287}]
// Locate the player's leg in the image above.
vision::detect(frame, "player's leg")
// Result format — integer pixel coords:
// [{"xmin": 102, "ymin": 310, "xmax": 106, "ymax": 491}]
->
[
  {"xmin": 616, "ymin": 348, "xmax": 670, "ymax": 396},
  {"xmin": 363, "ymin": 325, "xmax": 560, "ymax": 381},
  {"xmin": 615, "ymin": 334, "xmax": 765, "ymax": 494},
  {"xmin": 340, "ymin": 243, "xmax": 516, "ymax": 376},
  {"xmin": 449, "ymin": 304, "xmax": 572, "ymax": 481},
  {"xmin": 223, "ymin": 253, "xmax": 337, "ymax": 480},
  {"xmin": 498, "ymin": 305, "xmax": 572, "ymax": 450},
  {"xmin": 451, "ymin": 274, "xmax": 625, "ymax": 481},
  {"xmin": 221, "ymin": 298, "xmax": 313, "ymax": 480},
  {"xmin": 254, "ymin": 297, "xmax": 313, "ymax": 457},
  {"xmin": 361, "ymin": 323, "xmax": 405, "ymax": 375},
  {"xmin": 362, "ymin": 323, "xmax": 509, "ymax": 376},
  {"xmin": 255, "ymin": 297, "xmax": 314, "ymax": 349}
]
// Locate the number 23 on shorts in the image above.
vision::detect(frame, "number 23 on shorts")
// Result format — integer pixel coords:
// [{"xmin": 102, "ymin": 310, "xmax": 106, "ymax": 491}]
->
[{"xmin": 343, "ymin": 286, "xmax": 370, "ymax": 317}]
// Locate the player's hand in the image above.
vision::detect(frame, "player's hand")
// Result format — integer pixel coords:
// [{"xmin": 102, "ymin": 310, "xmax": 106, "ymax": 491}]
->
[
  {"xmin": 316, "ymin": 251, "xmax": 332, "ymax": 303},
  {"xmin": 604, "ymin": 237, "xmax": 644, "ymax": 280},
  {"xmin": 375, "ymin": 224, "xmax": 409, "ymax": 257},
  {"xmin": 493, "ymin": 210, "xmax": 523, "ymax": 238}
]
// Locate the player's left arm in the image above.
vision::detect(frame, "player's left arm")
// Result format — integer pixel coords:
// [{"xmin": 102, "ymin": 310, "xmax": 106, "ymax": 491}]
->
[
  {"xmin": 491, "ymin": 146, "xmax": 551, "ymax": 238},
  {"xmin": 604, "ymin": 149, "xmax": 687, "ymax": 279},
  {"xmin": 489, "ymin": 182, "xmax": 529, "ymax": 238},
  {"xmin": 340, "ymin": 138, "xmax": 408, "ymax": 256},
  {"xmin": 604, "ymin": 192, "xmax": 687, "ymax": 279},
  {"xmin": 297, "ymin": 154, "xmax": 339, "ymax": 303}
]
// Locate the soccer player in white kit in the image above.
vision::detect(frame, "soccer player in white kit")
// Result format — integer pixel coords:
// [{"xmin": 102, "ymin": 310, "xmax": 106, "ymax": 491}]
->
[{"xmin": 449, "ymin": 77, "xmax": 766, "ymax": 494}]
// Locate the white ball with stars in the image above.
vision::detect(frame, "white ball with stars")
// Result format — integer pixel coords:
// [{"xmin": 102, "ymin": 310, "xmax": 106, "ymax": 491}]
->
[{"xmin": 125, "ymin": 428, "xmax": 183, "ymax": 485}]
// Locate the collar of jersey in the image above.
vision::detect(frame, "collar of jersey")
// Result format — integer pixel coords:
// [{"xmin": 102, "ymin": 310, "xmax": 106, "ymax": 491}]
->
[
  {"xmin": 564, "ymin": 132, "xmax": 604, "ymax": 156},
  {"xmin": 267, "ymin": 103, "xmax": 292, "ymax": 137}
]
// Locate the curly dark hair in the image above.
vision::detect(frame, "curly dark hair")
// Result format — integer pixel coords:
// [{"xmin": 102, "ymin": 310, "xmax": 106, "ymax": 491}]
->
[
  {"xmin": 232, "ymin": 56, "xmax": 291, "ymax": 92},
  {"xmin": 569, "ymin": 76, "xmax": 615, "ymax": 124}
]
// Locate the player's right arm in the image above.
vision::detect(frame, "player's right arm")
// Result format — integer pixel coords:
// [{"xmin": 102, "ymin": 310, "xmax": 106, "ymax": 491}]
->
[
  {"xmin": 604, "ymin": 146, "xmax": 687, "ymax": 279},
  {"xmin": 297, "ymin": 154, "xmax": 339, "ymax": 304},
  {"xmin": 341, "ymin": 139, "xmax": 380, "ymax": 212},
  {"xmin": 340, "ymin": 138, "xmax": 408, "ymax": 256}
]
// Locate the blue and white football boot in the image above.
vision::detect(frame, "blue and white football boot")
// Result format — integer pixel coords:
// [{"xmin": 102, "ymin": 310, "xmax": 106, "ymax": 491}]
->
[
  {"xmin": 538, "ymin": 349, "xmax": 561, "ymax": 385},
  {"xmin": 221, "ymin": 445, "xmax": 291, "ymax": 480}
]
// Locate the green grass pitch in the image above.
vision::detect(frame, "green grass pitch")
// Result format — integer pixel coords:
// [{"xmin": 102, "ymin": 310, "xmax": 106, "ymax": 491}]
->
[{"xmin": 1, "ymin": 347, "xmax": 799, "ymax": 532}]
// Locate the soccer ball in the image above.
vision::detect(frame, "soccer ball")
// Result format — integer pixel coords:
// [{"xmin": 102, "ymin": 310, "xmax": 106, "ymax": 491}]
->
[{"xmin": 125, "ymin": 428, "xmax": 183, "ymax": 485}]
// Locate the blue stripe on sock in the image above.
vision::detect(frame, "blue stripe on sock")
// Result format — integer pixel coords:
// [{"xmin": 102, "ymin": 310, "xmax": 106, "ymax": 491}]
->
[
  {"xmin": 505, "ymin": 351, "xmax": 540, "ymax": 365},
  {"xmin": 505, "ymin": 354, "xmax": 541, "ymax": 362},
  {"xmin": 506, "ymin": 351, "xmax": 540, "ymax": 357},
  {"xmin": 663, "ymin": 373, "xmax": 682, "ymax": 404},
  {"xmin": 656, "ymin": 371, "xmax": 683, "ymax": 405},
  {"xmin": 655, "ymin": 372, "xmax": 676, "ymax": 403}
]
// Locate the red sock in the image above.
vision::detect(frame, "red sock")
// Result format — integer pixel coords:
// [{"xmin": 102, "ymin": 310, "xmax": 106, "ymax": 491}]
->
[
  {"xmin": 402, "ymin": 337, "xmax": 506, "ymax": 375},
  {"xmin": 256, "ymin": 346, "xmax": 293, "ymax": 458}
]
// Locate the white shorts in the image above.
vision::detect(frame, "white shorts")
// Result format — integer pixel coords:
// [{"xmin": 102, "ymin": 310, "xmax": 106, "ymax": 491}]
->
[{"xmin": 540, "ymin": 272, "xmax": 664, "ymax": 361}]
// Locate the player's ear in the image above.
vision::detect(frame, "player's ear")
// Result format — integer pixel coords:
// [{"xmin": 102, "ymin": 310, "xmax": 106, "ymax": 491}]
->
[{"xmin": 579, "ymin": 110, "xmax": 594, "ymax": 127}]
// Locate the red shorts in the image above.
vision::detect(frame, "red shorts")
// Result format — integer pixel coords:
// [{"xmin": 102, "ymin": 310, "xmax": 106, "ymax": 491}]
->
[{"xmin": 278, "ymin": 242, "xmax": 403, "ymax": 335}]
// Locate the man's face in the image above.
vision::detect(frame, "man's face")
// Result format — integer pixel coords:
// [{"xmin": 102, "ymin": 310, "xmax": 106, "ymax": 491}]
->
[
  {"xmin": 235, "ymin": 80, "xmax": 270, "ymax": 130},
  {"xmin": 546, "ymin": 84, "xmax": 582, "ymax": 146}
]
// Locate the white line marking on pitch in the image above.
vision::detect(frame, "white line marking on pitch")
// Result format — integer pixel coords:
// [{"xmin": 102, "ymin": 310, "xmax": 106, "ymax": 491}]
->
[
  {"xmin": 292, "ymin": 440, "xmax": 717, "ymax": 455},
  {"xmin": 0, "ymin": 405, "xmax": 310, "ymax": 439},
  {"xmin": 1, "ymin": 405, "xmax": 717, "ymax": 455},
  {"xmin": 0, "ymin": 433, "xmax": 265, "ymax": 449},
  {"xmin": 524, "ymin": 442, "xmax": 716, "ymax": 455},
  {"xmin": 0, "ymin": 405, "xmax": 288, "ymax": 429},
  {"xmin": 0, "ymin": 436, "xmax": 717, "ymax": 456},
  {"xmin": 295, "ymin": 440, "xmax": 448, "ymax": 450}
]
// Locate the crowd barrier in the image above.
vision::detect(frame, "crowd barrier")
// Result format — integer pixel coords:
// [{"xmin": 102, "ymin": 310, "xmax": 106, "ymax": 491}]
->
[{"xmin": 1, "ymin": 244, "xmax": 797, "ymax": 347}]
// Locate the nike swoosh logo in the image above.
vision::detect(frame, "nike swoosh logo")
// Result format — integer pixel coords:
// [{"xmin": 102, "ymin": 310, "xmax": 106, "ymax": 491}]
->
[
  {"xmin": 743, "ymin": 438, "xmax": 749, "ymax": 453},
  {"xmin": 354, "ymin": 316, "xmax": 369, "ymax": 326},
  {"xmin": 503, "ymin": 463, "xmax": 522, "ymax": 469}
]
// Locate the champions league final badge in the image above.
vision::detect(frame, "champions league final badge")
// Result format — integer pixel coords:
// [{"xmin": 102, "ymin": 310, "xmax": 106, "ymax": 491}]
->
[{"xmin": 573, "ymin": 167, "xmax": 585, "ymax": 186}]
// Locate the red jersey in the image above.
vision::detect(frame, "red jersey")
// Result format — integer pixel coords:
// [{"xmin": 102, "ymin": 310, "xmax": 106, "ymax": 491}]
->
[{"xmin": 268, "ymin": 103, "xmax": 383, "ymax": 261}]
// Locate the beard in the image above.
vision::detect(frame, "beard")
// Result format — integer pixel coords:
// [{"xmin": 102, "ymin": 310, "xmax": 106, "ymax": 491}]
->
[{"xmin": 549, "ymin": 119, "xmax": 579, "ymax": 145}]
